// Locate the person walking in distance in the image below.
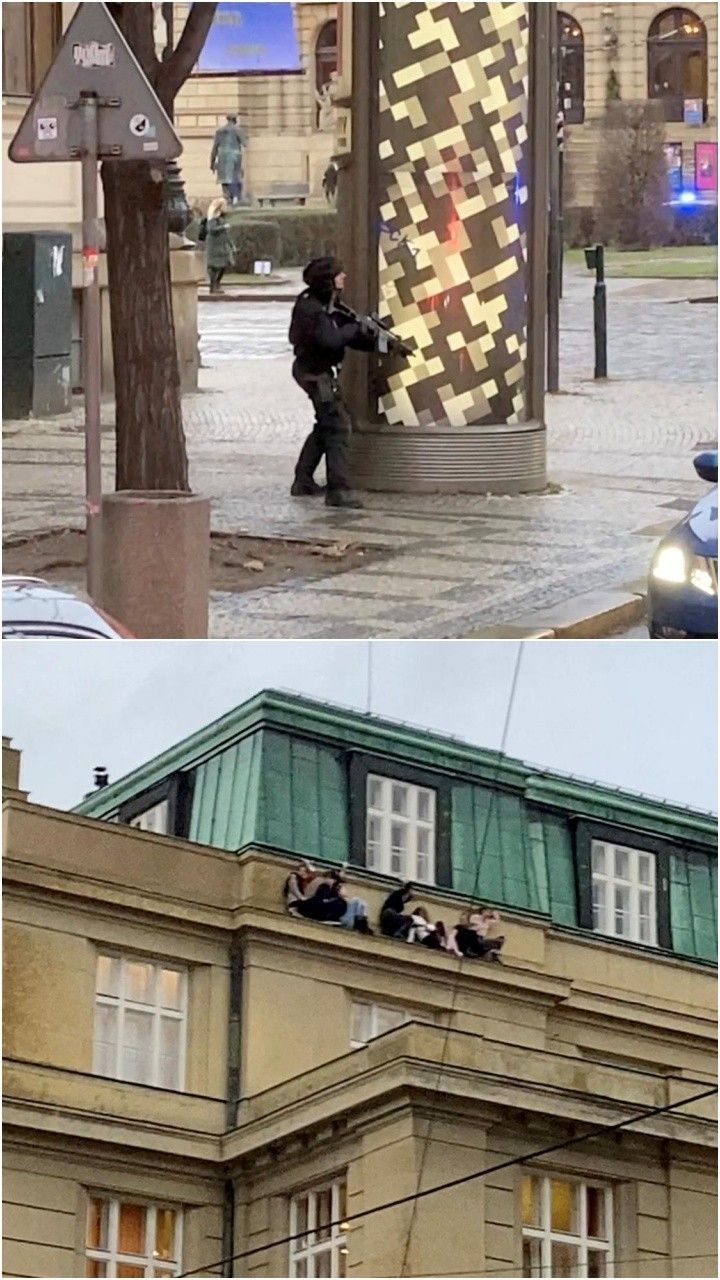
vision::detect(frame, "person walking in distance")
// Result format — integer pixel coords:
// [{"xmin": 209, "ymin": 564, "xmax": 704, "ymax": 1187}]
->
[
  {"xmin": 205, "ymin": 198, "xmax": 235, "ymax": 294},
  {"xmin": 289, "ymin": 257, "xmax": 411, "ymax": 509}
]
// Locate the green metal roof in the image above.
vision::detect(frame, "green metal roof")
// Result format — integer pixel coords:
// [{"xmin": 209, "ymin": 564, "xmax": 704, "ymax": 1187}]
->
[{"xmin": 75, "ymin": 688, "xmax": 717, "ymax": 839}]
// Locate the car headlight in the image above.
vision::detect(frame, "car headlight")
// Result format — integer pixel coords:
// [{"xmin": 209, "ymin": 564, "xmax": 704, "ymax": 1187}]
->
[
  {"xmin": 652, "ymin": 545, "xmax": 686, "ymax": 584},
  {"xmin": 690, "ymin": 560, "xmax": 716, "ymax": 596}
]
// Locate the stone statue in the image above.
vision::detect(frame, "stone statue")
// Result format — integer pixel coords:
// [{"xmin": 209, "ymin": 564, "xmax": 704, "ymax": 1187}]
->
[
  {"xmin": 210, "ymin": 115, "xmax": 245, "ymax": 205},
  {"xmin": 315, "ymin": 80, "xmax": 336, "ymax": 134}
]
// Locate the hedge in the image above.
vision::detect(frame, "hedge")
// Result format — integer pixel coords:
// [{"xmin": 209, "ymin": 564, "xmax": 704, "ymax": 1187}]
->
[
  {"xmin": 187, "ymin": 207, "xmax": 337, "ymax": 267},
  {"xmin": 564, "ymin": 203, "xmax": 718, "ymax": 249}
]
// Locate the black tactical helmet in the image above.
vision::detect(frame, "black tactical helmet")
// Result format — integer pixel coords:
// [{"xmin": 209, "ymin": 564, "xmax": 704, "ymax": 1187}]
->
[{"xmin": 303, "ymin": 256, "xmax": 344, "ymax": 299}]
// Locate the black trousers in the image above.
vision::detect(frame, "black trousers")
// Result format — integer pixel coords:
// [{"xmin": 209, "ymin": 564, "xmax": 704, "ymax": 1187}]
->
[
  {"xmin": 293, "ymin": 364, "xmax": 351, "ymax": 494},
  {"xmin": 209, "ymin": 266, "xmax": 225, "ymax": 292}
]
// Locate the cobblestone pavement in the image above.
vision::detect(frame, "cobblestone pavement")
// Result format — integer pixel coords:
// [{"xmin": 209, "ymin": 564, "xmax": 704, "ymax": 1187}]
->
[{"xmin": 3, "ymin": 266, "xmax": 717, "ymax": 639}]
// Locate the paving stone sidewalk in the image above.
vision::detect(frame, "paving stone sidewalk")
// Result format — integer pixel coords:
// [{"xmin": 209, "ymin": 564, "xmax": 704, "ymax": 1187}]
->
[{"xmin": 3, "ymin": 267, "xmax": 717, "ymax": 638}]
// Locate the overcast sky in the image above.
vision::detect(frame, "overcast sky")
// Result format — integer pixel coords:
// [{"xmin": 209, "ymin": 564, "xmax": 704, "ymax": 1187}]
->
[{"xmin": 2, "ymin": 640, "xmax": 717, "ymax": 814}]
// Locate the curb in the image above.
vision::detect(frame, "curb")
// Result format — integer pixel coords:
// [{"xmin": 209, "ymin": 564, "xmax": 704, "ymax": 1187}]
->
[
  {"xmin": 199, "ymin": 292, "xmax": 295, "ymax": 304},
  {"xmin": 461, "ymin": 590, "xmax": 647, "ymax": 641}
]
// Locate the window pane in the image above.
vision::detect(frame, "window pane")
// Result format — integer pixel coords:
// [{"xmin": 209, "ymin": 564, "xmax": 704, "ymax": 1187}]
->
[
  {"xmin": 116, "ymin": 1268, "xmax": 144, "ymax": 1279},
  {"xmin": 586, "ymin": 1186, "xmax": 606, "ymax": 1239},
  {"xmin": 417, "ymin": 828, "xmax": 429, "ymax": 855},
  {"xmin": 366, "ymin": 815, "xmax": 380, "ymax": 868},
  {"xmin": 351, "ymin": 1002, "xmax": 369, "ymax": 1047},
  {"xmin": 367, "ymin": 777, "xmax": 382, "ymax": 809},
  {"xmin": 521, "ymin": 1174, "xmax": 540, "ymax": 1226},
  {"xmin": 522, "ymin": 1237, "xmax": 542, "ymax": 1278},
  {"xmin": 316, "ymin": 1188, "xmax": 332, "ymax": 1242},
  {"xmin": 117, "ymin": 1202, "xmax": 146, "ymax": 1255},
  {"xmin": 94, "ymin": 1004, "xmax": 118, "ymax": 1076},
  {"xmin": 155, "ymin": 1208, "xmax": 177, "ymax": 1262},
  {"xmin": 391, "ymin": 784, "xmax": 408, "ymax": 816},
  {"xmin": 592, "ymin": 879, "xmax": 605, "ymax": 929},
  {"xmin": 122, "ymin": 1010, "xmax": 154, "ymax": 1083},
  {"xmin": 390, "ymin": 823, "xmax": 406, "ymax": 876},
  {"xmin": 685, "ymin": 49, "xmax": 704, "ymax": 96},
  {"xmin": 591, "ymin": 843, "xmax": 606, "ymax": 875},
  {"xmin": 587, "ymin": 1250, "xmax": 607, "ymax": 1278},
  {"xmin": 295, "ymin": 1195, "xmax": 308, "ymax": 1248},
  {"xmin": 159, "ymin": 1017, "xmax": 181, "ymax": 1089},
  {"xmin": 614, "ymin": 885, "xmax": 630, "ymax": 935},
  {"xmin": 293, "ymin": 1258, "xmax": 307, "ymax": 1279},
  {"xmin": 124, "ymin": 961, "xmax": 155, "ymax": 1005},
  {"xmin": 613, "ymin": 847, "xmax": 629, "ymax": 880},
  {"xmin": 417, "ymin": 791, "xmax": 431, "ymax": 822},
  {"xmin": 160, "ymin": 969, "xmax": 183, "ymax": 1011},
  {"xmin": 637, "ymin": 854, "xmax": 652, "ymax": 885},
  {"xmin": 96, "ymin": 955, "xmax": 120, "ymax": 997},
  {"xmin": 85, "ymin": 1263, "xmax": 107, "ymax": 1278},
  {"xmin": 339, "ymin": 1245, "xmax": 348, "ymax": 1278},
  {"xmin": 337, "ymin": 1181, "xmax": 347, "ymax": 1225},
  {"xmin": 315, "ymin": 1248, "xmax": 332, "ymax": 1278},
  {"xmin": 551, "ymin": 1242, "xmax": 580, "ymax": 1277},
  {"xmin": 550, "ymin": 1179, "xmax": 577, "ymax": 1234},
  {"xmin": 87, "ymin": 1198, "xmax": 108, "ymax": 1249}
]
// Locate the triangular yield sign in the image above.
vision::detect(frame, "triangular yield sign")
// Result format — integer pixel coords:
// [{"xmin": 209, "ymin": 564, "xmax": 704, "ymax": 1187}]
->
[{"xmin": 9, "ymin": 2, "xmax": 182, "ymax": 164}]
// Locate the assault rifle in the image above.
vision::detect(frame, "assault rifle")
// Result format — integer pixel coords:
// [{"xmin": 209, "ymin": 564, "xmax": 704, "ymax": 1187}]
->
[{"xmin": 335, "ymin": 300, "xmax": 414, "ymax": 358}]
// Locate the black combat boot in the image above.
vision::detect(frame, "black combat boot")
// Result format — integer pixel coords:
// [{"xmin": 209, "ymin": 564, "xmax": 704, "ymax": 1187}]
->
[{"xmin": 326, "ymin": 490, "xmax": 363, "ymax": 509}]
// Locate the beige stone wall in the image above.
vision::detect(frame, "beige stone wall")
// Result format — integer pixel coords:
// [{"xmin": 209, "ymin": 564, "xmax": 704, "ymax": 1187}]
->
[
  {"xmin": 3, "ymin": 798, "xmax": 717, "ymax": 1278},
  {"xmin": 174, "ymin": 1, "xmax": 336, "ymax": 204}
]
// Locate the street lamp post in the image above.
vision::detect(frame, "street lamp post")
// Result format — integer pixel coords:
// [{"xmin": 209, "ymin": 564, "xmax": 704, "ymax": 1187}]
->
[{"xmin": 160, "ymin": 1, "xmax": 193, "ymax": 235}]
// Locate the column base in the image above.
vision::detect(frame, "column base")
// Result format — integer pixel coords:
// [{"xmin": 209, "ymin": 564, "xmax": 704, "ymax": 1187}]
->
[{"xmin": 349, "ymin": 421, "xmax": 547, "ymax": 495}]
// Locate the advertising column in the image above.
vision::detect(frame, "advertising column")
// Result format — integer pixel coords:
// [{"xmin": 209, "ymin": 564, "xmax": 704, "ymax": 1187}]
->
[{"xmin": 341, "ymin": 1, "xmax": 549, "ymax": 494}]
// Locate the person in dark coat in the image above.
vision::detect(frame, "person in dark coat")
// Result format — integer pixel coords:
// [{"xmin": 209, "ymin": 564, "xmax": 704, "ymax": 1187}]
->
[
  {"xmin": 205, "ymin": 197, "xmax": 235, "ymax": 293},
  {"xmin": 380, "ymin": 883, "xmax": 414, "ymax": 938},
  {"xmin": 288, "ymin": 257, "xmax": 379, "ymax": 509}
]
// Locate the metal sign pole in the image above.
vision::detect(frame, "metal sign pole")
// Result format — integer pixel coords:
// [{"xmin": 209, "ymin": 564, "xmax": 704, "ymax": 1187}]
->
[{"xmin": 79, "ymin": 89, "xmax": 103, "ymax": 601}]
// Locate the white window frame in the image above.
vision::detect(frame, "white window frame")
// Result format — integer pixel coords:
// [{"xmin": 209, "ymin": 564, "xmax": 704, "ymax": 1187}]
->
[
  {"xmin": 85, "ymin": 1195, "xmax": 183, "ymax": 1277},
  {"xmin": 128, "ymin": 798, "xmax": 170, "ymax": 834},
  {"xmin": 365, "ymin": 774, "xmax": 436, "ymax": 882},
  {"xmin": 350, "ymin": 1000, "xmax": 411, "ymax": 1049},
  {"xmin": 522, "ymin": 1174, "xmax": 614, "ymax": 1278},
  {"xmin": 93, "ymin": 953, "xmax": 188, "ymax": 1091},
  {"xmin": 289, "ymin": 1178, "xmax": 347, "ymax": 1278},
  {"xmin": 590, "ymin": 839, "xmax": 657, "ymax": 946}
]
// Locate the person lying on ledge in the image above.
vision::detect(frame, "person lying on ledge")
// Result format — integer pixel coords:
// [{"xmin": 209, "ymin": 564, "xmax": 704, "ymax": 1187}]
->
[
  {"xmin": 447, "ymin": 907, "xmax": 505, "ymax": 962},
  {"xmin": 284, "ymin": 860, "xmax": 373, "ymax": 934},
  {"xmin": 405, "ymin": 905, "xmax": 447, "ymax": 950}
]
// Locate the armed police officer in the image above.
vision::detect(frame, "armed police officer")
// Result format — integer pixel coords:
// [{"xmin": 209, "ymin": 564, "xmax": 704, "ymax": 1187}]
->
[{"xmin": 289, "ymin": 256, "xmax": 411, "ymax": 509}]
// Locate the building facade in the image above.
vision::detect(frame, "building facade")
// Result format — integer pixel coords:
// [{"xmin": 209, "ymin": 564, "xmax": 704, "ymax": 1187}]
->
[
  {"xmin": 557, "ymin": 3, "xmax": 718, "ymax": 206},
  {"xmin": 3, "ymin": 692, "xmax": 718, "ymax": 1278}
]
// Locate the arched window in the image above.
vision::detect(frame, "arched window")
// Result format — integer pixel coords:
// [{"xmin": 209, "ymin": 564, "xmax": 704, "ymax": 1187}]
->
[
  {"xmin": 558, "ymin": 12, "xmax": 584, "ymax": 124},
  {"xmin": 315, "ymin": 20, "xmax": 337, "ymax": 124},
  {"xmin": 648, "ymin": 8, "xmax": 707, "ymax": 122}
]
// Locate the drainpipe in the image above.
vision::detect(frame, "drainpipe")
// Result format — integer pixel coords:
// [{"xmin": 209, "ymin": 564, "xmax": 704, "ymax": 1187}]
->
[{"xmin": 223, "ymin": 932, "xmax": 243, "ymax": 1278}]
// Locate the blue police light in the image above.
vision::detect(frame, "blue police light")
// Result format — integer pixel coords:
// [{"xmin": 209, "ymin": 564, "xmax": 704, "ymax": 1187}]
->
[{"xmin": 678, "ymin": 189, "xmax": 698, "ymax": 206}]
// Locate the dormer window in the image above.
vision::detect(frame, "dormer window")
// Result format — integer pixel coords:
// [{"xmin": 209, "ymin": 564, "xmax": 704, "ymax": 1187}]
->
[
  {"xmin": 129, "ymin": 798, "xmax": 169, "ymax": 835},
  {"xmin": 591, "ymin": 840, "xmax": 657, "ymax": 945},
  {"xmin": 365, "ymin": 774, "xmax": 436, "ymax": 882}
]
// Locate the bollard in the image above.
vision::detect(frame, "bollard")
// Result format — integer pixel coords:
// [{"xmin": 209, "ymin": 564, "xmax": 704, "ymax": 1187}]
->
[
  {"xmin": 584, "ymin": 244, "xmax": 608, "ymax": 379},
  {"xmin": 101, "ymin": 490, "xmax": 210, "ymax": 638}
]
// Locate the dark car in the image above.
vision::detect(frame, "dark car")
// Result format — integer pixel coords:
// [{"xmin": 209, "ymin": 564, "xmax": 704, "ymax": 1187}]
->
[
  {"xmin": 2, "ymin": 576, "xmax": 131, "ymax": 639},
  {"xmin": 647, "ymin": 451, "xmax": 718, "ymax": 639}
]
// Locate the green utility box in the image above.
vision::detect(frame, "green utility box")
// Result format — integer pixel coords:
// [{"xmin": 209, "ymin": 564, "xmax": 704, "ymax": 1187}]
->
[{"xmin": 2, "ymin": 231, "xmax": 73, "ymax": 419}]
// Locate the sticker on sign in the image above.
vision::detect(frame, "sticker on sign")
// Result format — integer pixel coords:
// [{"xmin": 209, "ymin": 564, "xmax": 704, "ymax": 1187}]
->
[
  {"xmin": 130, "ymin": 114, "xmax": 152, "ymax": 137},
  {"xmin": 37, "ymin": 117, "xmax": 58, "ymax": 141},
  {"xmin": 73, "ymin": 41, "xmax": 115, "ymax": 68}
]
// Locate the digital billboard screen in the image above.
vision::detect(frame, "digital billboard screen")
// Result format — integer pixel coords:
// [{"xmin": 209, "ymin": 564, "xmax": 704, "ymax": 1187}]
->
[{"xmin": 196, "ymin": 2, "xmax": 302, "ymax": 74}]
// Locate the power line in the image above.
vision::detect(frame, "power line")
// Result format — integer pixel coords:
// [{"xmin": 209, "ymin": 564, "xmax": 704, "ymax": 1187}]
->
[
  {"xmin": 400, "ymin": 642, "xmax": 526, "ymax": 1278},
  {"xmin": 180, "ymin": 1014, "xmax": 715, "ymax": 1272}
]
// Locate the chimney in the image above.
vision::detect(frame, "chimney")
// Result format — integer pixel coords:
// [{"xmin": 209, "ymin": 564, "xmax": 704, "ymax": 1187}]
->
[
  {"xmin": 3, "ymin": 737, "xmax": 28, "ymax": 800},
  {"xmin": 93, "ymin": 766, "xmax": 109, "ymax": 790}
]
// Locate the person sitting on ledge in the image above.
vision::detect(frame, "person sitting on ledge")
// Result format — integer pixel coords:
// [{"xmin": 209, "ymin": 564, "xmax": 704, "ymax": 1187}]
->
[
  {"xmin": 284, "ymin": 860, "xmax": 373, "ymax": 934},
  {"xmin": 447, "ymin": 907, "xmax": 505, "ymax": 962},
  {"xmin": 380, "ymin": 882, "xmax": 414, "ymax": 939},
  {"xmin": 406, "ymin": 905, "xmax": 447, "ymax": 951}
]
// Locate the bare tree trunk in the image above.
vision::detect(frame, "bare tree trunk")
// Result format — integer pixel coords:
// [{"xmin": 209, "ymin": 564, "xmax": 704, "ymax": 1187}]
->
[
  {"xmin": 101, "ymin": 159, "xmax": 188, "ymax": 491},
  {"xmin": 102, "ymin": 2, "xmax": 217, "ymax": 492}
]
